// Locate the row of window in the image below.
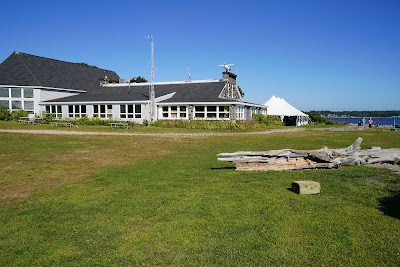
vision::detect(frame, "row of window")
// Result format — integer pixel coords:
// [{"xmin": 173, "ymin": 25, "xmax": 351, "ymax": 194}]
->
[
  {"xmin": 161, "ymin": 106, "xmax": 187, "ymax": 119},
  {"xmin": 0, "ymin": 88, "xmax": 34, "ymax": 98},
  {"xmin": 160, "ymin": 106, "xmax": 231, "ymax": 119},
  {"xmin": 43, "ymin": 104, "xmax": 263, "ymax": 120},
  {"xmin": 45, "ymin": 104, "xmax": 142, "ymax": 119},
  {"xmin": 120, "ymin": 104, "xmax": 141, "ymax": 119},
  {"xmin": 193, "ymin": 106, "xmax": 230, "ymax": 119},
  {"xmin": 0, "ymin": 100, "xmax": 34, "ymax": 110}
]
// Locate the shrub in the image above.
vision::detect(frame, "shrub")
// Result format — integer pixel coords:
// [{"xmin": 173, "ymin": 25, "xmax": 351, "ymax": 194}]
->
[
  {"xmin": 152, "ymin": 118, "xmax": 277, "ymax": 130},
  {"xmin": 252, "ymin": 114, "xmax": 282, "ymax": 126},
  {"xmin": 10, "ymin": 109, "xmax": 28, "ymax": 121},
  {"xmin": 306, "ymin": 112, "xmax": 326, "ymax": 124},
  {"xmin": 0, "ymin": 107, "xmax": 11, "ymax": 121},
  {"xmin": 74, "ymin": 116, "xmax": 136, "ymax": 127},
  {"xmin": 41, "ymin": 113, "xmax": 55, "ymax": 124},
  {"xmin": 325, "ymin": 120, "xmax": 336, "ymax": 125}
]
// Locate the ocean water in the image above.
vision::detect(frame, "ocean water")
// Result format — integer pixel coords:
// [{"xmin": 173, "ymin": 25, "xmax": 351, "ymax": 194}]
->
[{"xmin": 327, "ymin": 117, "xmax": 399, "ymax": 126}]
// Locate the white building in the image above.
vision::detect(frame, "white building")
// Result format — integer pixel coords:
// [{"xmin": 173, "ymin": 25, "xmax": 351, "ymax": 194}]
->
[{"xmin": 0, "ymin": 51, "xmax": 266, "ymax": 122}]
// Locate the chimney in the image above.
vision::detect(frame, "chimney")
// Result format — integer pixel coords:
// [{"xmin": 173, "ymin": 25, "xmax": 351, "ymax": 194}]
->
[{"xmin": 223, "ymin": 71, "xmax": 237, "ymax": 86}]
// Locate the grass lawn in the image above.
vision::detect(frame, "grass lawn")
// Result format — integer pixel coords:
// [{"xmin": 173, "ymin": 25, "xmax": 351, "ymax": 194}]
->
[{"xmin": 0, "ymin": 124, "xmax": 399, "ymax": 266}]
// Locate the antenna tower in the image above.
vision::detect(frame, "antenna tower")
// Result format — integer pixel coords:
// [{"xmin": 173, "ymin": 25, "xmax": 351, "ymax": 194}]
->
[
  {"xmin": 146, "ymin": 35, "xmax": 156, "ymax": 121},
  {"xmin": 187, "ymin": 67, "xmax": 191, "ymax": 82}
]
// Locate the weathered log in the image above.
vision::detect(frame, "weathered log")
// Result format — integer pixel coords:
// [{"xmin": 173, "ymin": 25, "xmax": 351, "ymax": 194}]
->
[{"xmin": 217, "ymin": 137, "xmax": 400, "ymax": 171}]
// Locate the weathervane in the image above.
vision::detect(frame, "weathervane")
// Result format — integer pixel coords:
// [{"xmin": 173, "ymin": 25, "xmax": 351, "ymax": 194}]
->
[{"xmin": 219, "ymin": 63, "xmax": 234, "ymax": 73}]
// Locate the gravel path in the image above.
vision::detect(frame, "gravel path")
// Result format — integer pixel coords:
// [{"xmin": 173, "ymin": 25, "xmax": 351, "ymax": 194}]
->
[{"xmin": 0, "ymin": 128, "xmax": 305, "ymax": 137}]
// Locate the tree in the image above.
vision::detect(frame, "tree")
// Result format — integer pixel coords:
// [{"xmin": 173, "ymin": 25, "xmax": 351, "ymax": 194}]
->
[
  {"xmin": 130, "ymin": 76, "xmax": 148, "ymax": 83},
  {"xmin": 76, "ymin": 62, "xmax": 98, "ymax": 68},
  {"xmin": 237, "ymin": 85, "xmax": 245, "ymax": 98}
]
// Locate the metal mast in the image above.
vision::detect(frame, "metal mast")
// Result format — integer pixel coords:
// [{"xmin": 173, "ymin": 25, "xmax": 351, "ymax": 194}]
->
[{"xmin": 146, "ymin": 35, "xmax": 156, "ymax": 121}]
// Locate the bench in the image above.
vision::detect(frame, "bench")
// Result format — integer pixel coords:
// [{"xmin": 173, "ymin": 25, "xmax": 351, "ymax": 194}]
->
[
  {"xmin": 18, "ymin": 119, "xmax": 35, "ymax": 125},
  {"xmin": 109, "ymin": 122, "xmax": 129, "ymax": 129},
  {"xmin": 50, "ymin": 121, "xmax": 73, "ymax": 127}
]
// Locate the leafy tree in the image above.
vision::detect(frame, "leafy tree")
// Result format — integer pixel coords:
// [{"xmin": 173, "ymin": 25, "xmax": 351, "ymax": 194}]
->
[
  {"xmin": 237, "ymin": 85, "xmax": 245, "ymax": 98},
  {"xmin": 130, "ymin": 76, "xmax": 148, "ymax": 83},
  {"xmin": 76, "ymin": 62, "xmax": 99, "ymax": 68},
  {"xmin": 306, "ymin": 112, "xmax": 326, "ymax": 124}
]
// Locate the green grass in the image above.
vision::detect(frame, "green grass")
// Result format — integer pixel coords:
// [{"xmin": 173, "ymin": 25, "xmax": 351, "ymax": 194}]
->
[{"xmin": 0, "ymin": 124, "xmax": 399, "ymax": 266}]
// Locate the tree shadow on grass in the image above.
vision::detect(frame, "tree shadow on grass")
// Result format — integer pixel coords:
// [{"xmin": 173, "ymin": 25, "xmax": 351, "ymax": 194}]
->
[
  {"xmin": 378, "ymin": 190, "xmax": 400, "ymax": 219},
  {"xmin": 210, "ymin": 167, "xmax": 236, "ymax": 170}
]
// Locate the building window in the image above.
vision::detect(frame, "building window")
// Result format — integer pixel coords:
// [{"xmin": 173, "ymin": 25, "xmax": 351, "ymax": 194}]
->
[
  {"xmin": 179, "ymin": 106, "xmax": 187, "ymax": 118},
  {"xmin": 45, "ymin": 105, "xmax": 62, "ymax": 118},
  {"xmin": 162, "ymin": 106, "xmax": 168, "ymax": 118},
  {"xmin": 0, "ymin": 100, "xmax": 9, "ymax": 108},
  {"xmin": 219, "ymin": 106, "xmax": 229, "ymax": 119},
  {"xmin": 93, "ymin": 104, "xmax": 112, "ymax": 119},
  {"xmin": 24, "ymin": 101, "xmax": 34, "ymax": 110},
  {"xmin": 0, "ymin": 88, "xmax": 9, "ymax": 97},
  {"xmin": 135, "ymin": 105, "xmax": 141, "ymax": 118},
  {"xmin": 93, "ymin": 104, "xmax": 107, "ymax": 118},
  {"xmin": 194, "ymin": 106, "xmax": 205, "ymax": 118},
  {"xmin": 160, "ymin": 106, "xmax": 187, "ymax": 119},
  {"xmin": 12, "ymin": 101, "xmax": 22, "ymax": 109},
  {"xmin": 68, "ymin": 105, "xmax": 86, "ymax": 118},
  {"xmin": 120, "ymin": 104, "xmax": 141, "ymax": 119},
  {"xmin": 11, "ymin": 88, "xmax": 21, "ymax": 98},
  {"xmin": 194, "ymin": 105, "xmax": 230, "ymax": 119},
  {"xmin": 236, "ymin": 106, "xmax": 244, "ymax": 120},
  {"xmin": 207, "ymin": 106, "xmax": 217, "ymax": 118},
  {"xmin": 170, "ymin": 106, "xmax": 178, "ymax": 118},
  {"xmin": 23, "ymin": 88, "xmax": 34, "ymax": 98}
]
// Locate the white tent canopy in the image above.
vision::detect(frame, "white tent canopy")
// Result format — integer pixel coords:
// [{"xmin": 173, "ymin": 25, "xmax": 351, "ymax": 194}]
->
[{"xmin": 264, "ymin": 95, "xmax": 310, "ymax": 126}]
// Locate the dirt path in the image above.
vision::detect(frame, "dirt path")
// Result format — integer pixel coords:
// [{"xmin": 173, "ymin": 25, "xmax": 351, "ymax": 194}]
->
[{"xmin": 0, "ymin": 128, "xmax": 305, "ymax": 137}]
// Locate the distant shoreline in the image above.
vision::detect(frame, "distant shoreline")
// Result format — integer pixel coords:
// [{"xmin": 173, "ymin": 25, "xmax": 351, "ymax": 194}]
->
[{"xmin": 310, "ymin": 110, "xmax": 400, "ymax": 118}]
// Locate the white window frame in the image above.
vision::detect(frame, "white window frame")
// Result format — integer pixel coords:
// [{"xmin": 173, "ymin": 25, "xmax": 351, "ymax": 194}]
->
[
  {"xmin": 194, "ymin": 105, "xmax": 230, "ymax": 120},
  {"xmin": 120, "ymin": 104, "xmax": 141, "ymax": 120},
  {"xmin": 160, "ymin": 105, "xmax": 188, "ymax": 119},
  {"xmin": 93, "ymin": 104, "xmax": 112, "ymax": 119},
  {"xmin": 68, "ymin": 105, "xmax": 87, "ymax": 118},
  {"xmin": 46, "ymin": 105, "xmax": 62, "ymax": 118},
  {"xmin": 236, "ymin": 105, "xmax": 245, "ymax": 120}
]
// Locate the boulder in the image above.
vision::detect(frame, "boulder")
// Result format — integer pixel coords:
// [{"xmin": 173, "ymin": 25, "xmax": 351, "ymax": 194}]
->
[{"xmin": 292, "ymin": 180, "xmax": 320, "ymax": 195}]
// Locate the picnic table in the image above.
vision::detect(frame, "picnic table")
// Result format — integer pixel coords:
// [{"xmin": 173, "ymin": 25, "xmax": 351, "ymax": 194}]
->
[
  {"xmin": 50, "ymin": 121, "xmax": 73, "ymax": 127},
  {"xmin": 18, "ymin": 117, "xmax": 36, "ymax": 125},
  {"xmin": 109, "ymin": 122, "xmax": 129, "ymax": 129}
]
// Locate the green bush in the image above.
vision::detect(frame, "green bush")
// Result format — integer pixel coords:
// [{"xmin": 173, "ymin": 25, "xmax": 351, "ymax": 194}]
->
[
  {"xmin": 10, "ymin": 109, "xmax": 28, "ymax": 121},
  {"xmin": 0, "ymin": 107, "xmax": 11, "ymax": 121},
  {"xmin": 74, "ymin": 116, "xmax": 136, "ymax": 127},
  {"xmin": 40, "ymin": 113, "xmax": 55, "ymax": 124},
  {"xmin": 252, "ymin": 114, "xmax": 283, "ymax": 126},
  {"xmin": 152, "ymin": 118, "xmax": 277, "ymax": 130},
  {"xmin": 325, "ymin": 120, "xmax": 336, "ymax": 125},
  {"xmin": 306, "ymin": 112, "xmax": 326, "ymax": 124}
]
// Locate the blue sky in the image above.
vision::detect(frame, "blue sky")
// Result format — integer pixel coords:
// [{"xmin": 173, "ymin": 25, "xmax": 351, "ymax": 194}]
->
[{"xmin": 1, "ymin": 0, "xmax": 399, "ymax": 111}]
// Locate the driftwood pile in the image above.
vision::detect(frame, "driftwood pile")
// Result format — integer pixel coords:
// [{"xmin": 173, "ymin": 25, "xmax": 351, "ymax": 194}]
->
[{"xmin": 217, "ymin": 137, "xmax": 400, "ymax": 171}]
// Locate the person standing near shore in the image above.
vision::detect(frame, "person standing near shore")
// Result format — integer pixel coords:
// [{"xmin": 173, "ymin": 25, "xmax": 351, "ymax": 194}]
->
[
  {"xmin": 362, "ymin": 117, "xmax": 366, "ymax": 126},
  {"xmin": 368, "ymin": 118, "xmax": 373, "ymax": 128}
]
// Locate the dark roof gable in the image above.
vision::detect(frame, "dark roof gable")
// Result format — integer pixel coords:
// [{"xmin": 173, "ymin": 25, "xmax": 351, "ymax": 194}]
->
[
  {"xmin": 0, "ymin": 51, "xmax": 120, "ymax": 91},
  {"xmin": 45, "ymin": 81, "xmax": 237, "ymax": 103}
]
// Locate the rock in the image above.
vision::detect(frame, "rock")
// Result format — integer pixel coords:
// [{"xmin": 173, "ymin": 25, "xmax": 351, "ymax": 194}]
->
[{"xmin": 292, "ymin": 180, "xmax": 320, "ymax": 195}]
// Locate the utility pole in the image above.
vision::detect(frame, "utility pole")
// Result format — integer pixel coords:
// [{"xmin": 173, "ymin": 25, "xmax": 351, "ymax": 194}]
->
[{"xmin": 146, "ymin": 35, "xmax": 156, "ymax": 121}]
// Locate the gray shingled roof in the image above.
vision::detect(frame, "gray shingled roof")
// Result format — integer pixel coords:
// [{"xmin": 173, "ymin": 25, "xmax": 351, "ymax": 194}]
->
[
  {"xmin": 45, "ymin": 81, "xmax": 237, "ymax": 103},
  {"xmin": 0, "ymin": 51, "xmax": 119, "ymax": 91}
]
